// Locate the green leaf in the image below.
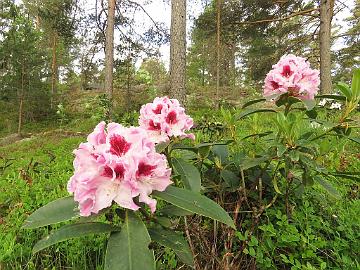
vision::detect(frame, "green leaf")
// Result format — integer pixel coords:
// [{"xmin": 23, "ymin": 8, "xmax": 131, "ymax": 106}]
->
[
  {"xmin": 277, "ymin": 145, "xmax": 287, "ymax": 157},
  {"xmin": 237, "ymin": 108, "xmax": 277, "ymax": 119},
  {"xmin": 221, "ymin": 170, "xmax": 240, "ymax": 189},
  {"xmin": 315, "ymin": 94, "xmax": 346, "ymax": 102},
  {"xmin": 158, "ymin": 205, "xmax": 193, "ymax": 216},
  {"xmin": 33, "ymin": 222, "xmax": 116, "ymax": 254},
  {"xmin": 351, "ymin": 69, "xmax": 360, "ymax": 98},
  {"xmin": 238, "ymin": 156, "xmax": 269, "ymax": 171},
  {"xmin": 153, "ymin": 186, "xmax": 235, "ymax": 229},
  {"xmin": 155, "ymin": 141, "xmax": 169, "ymax": 153},
  {"xmin": 22, "ymin": 196, "xmax": 79, "ymax": 229},
  {"xmin": 198, "ymin": 145, "xmax": 211, "ymax": 159},
  {"xmin": 156, "ymin": 217, "xmax": 172, "ymax": 228},
  {"xmin": 104, "ymin": 211, "xmax": 155, "ymax": 270},
  {"xmin": 242, "ymin": 98, "xmax": 266, "ymax": 108},
  {"xmin": 288, "ymin": 150, "xmax": 300, "ymax": 162},
  {"xmin": 303, "ymin": 99, "xmax": 316, "ymax": 110},
  {"xmin": 172, "ymin": 158, "xmax": 201, "ymax": 192},
  {"xmin": 241, "ymin": 131, "xmax": 273, "ymax": 140},
  {"xmin": 305, "ymin": 109, "xmax": 317, "ymax": 119},
  {"xmin": 148, "ymin": 226, "xmax": 193, "ymax": 266},
  {"xmin": 272, "ymin": 176, "xmax": 282, "ymax": 194},
  {"xmin": 314, "ymin": 176, "xmax": 340, "ymax": 199},
  {"xmin": 212, "ymin": 144, "xmax": 229, "ymax": 164},
  {"xmin": 336, "ymin": 82, "xmax": 352, "ymax": 100},
  {"xmin": 347, "ymin": 137, "xmax": 360, "ymax": 144}
]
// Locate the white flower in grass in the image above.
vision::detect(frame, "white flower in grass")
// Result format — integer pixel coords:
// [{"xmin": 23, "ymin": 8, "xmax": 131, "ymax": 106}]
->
[
  {"xmin": 318, "ymin": 99, "xmax": 327, "ymax": 107},
  {"xmin": 310, "ymin": 122, "xmax": 321, "ymax": 128},
  {"xmin": 330, "ymin": 102, "xmax": 342, "ymax": 110}
]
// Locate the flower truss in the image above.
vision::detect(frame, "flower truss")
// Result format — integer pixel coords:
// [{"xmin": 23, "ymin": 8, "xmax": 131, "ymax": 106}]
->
[
  {"xmin": 264, "ymin": 54, "xmax": 320, "ymax": 101},
  {"xmin": 67, "ymin": 121, "xmax": 172, "ymax": 216},
  {"xmin": 139, "ymin": 96, "xmax": 195, "ymax": 143}
]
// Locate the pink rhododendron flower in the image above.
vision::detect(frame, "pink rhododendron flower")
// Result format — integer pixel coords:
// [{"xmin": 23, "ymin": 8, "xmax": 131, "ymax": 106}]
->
[
  {"xmin": 263, "ymin": 54, "xmax": 320, "ymax": 101},
  {"xmin": 67, "ymin": 121, "xmax": 172, "ymax": 216},
  {"xmin": 139, "ymin": 96, "xmax": 195, "ymax": 143}
]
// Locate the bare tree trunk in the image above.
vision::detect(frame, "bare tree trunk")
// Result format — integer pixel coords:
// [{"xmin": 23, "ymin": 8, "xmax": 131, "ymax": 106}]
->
[
  {"xmin": 51, "ymin": 32, "xmax": 58, "ymax": 109},
  {"xmin": 104, "ymin": 0, "xmax": 116, "ymax": 119},
  {"xmin": 18, "ymin": 63, "xmax": 25, "ymax": 136},
  {"xmin": 126, "ymin": 52, "xmax": 131, "ymax": 111},
  {"xmin": 170, "ymin": 0, "xmax": 186, "ymax": 105},
  {"xmin": 319, "ymin": 0, "xmax": 334, "ymax": 94},
  {"xmin": 216, "ymin": 0, "xmax": 222, "ymax": 108}
]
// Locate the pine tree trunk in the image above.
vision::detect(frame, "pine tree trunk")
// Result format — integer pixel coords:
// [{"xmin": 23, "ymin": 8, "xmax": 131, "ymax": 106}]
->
[
  {"xmin": 170, "ymin": 0, "xmax": 186, "ymax": 105},
  {"xmin": 319, "ymin": 0, "xmax": 334, "ymax": 94},
  {"xmin": 104, "ymin": 0, "xmax": 116, "ymax": 119},
  {"xmin": 216, "ymin": 0, "xmax": 222, "ymax": 108},
  {"xmin": 18, "ymin": 63, "xmax": 25, "ymax": 136},
  {"xmin": 51, "ymin": 33, "xmax": 58, "ymax": 109}
]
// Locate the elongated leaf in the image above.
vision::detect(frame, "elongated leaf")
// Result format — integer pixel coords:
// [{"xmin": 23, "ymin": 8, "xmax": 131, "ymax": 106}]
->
[
  {"xmin": 336, "ymin": 82, "xmax": 352, "ymax": 100},
  {"xmin": 241, "ymin": 131, "xmax": 273, "ymax": 140},
  {"xmin": 155, "ymin": 141, "xmax": 169, "ymax": 153},
  {"xmin": 351, "ymin": 69, "xmax": 360, "ymax": 98},
  {"xmin": 315, "ymin": 94, "xmax": 346, "ymax": 101},
  {"xmin": 22, "ymin": 196, "xmax": 79, "ymax": 229},
  {"xmin": 212, "ymin": 144, "xmax": 229, "ymax": 164},
  {"xmin": 303, "ymin": 99, "xmax": 316, "ymax": 110},
  {"xmin": 171, "ymin": 143, "xmax": 197, "ymax": 153},
  {"xmin": 105, "ymin": 211, "xmax": 155, "ymax": 270},
  {"xmin": 242, "ymin": 98, "xmax": 266, "ymax": 108},
  {"xmin": 347, "ymin": 137, "xmax": 360, "ymax": 144},
  {"xmin": 237, "ymin": 156, "xmax": 269, "ymax": 171},
  {"xmin": 148, "ymin": 226, "xmax": 193, "ymax": 266},
  {"xmin": 315, "ymin": 176, "xmax": 340, "ymax": 199},
  {"xmin": 159, "ymin": 205, "xmax": 193, "ymax": 216},
  {"xmin": 272, "ymin": 176, "xmax": 282, "ymax": 194},
  {"xmin": 33, "ymin": 222, "xmax": 116, "ymax": 253},
  {"xmin": 172, "ymin": 158, "xmax": 201, "ymax": 192},
  {"xmin": 221, "ymin": 170, "xmax": 240, "ymax": 189},
  {"xmin": 153, "ymin": 186, "xmax": 235, "ymax": 229},
  {"xmin": 238, "ymin": 108, "xmax": 277, "ymax": 119}
]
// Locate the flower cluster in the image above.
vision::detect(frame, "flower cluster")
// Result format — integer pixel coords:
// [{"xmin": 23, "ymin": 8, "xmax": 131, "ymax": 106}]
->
[
  {"xmin": 67, "ymin": 121, "xmax": 172, "ymax": 216},
  {"xmin": 139, "ymin": 96, "xmax": 195, "ymax": 143},
  {"xmin": 319, "ymin": 98, "xmax": 343, "ymax": 110},
  {"xmin": 263, "ymin": 54, "xmax": 320, "ymax": 101}
]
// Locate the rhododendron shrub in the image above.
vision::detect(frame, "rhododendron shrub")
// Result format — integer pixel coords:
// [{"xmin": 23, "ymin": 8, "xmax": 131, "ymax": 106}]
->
[
  {"xmin": 67, "ymin": 122, "xmax": 172, "ymax": 216},
  {"xmin": 263, "ymin": 54, "xmax": 320, "ymax": 103},
  {"xmin": 240, "ymin": 63, "xmax": 360, "ymax": 225},
  {"xmin": 23, "ymin": 97, "xmax": 235, "ymax": 270},
  {"xmin": 139, "ymin": 96, "xmax": 195, "ymax": 143}
]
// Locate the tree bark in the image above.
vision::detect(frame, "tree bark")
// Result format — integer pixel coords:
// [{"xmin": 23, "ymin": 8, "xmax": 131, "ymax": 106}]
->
[
  {"xmin": 51, "ymin": 32, "xmax": 58, "ymax": 109},
  {"xmin": 216, "ymin": 0, "xmax": 222, "ymax": 108},
  {"xmin": 18, "ymin": 63, "xmax": 25, "ymax": 136},
  {"xmin": 104, "ymin": 0, "xmax": 116, "ymax": 119},
  {"xmin": 319, "ymin": 0, "xmax": 334, "ymax": 94},
  {"xmin": 169, "ymin": 0, "xmax": 186, "ymax": 105}
]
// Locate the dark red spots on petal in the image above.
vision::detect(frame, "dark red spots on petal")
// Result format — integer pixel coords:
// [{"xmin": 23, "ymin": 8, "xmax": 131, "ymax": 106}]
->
[
  {"xmin": 109, "ymin": 135, "xmax": 131, "ymax": 156},
  {"xmin": 282, "ymin": 65, "xmax": 293, "ymax": 77},
  {"xmin": 271, "ymin": 81, "xmax": 279, "ymax": 89},
  {"xmin": 137, "ymin": 162, "xmax": 156, "ymax": 177},
  {"xmin": 113, "ymin": 165, "xmax": 125, "ymax": 178},
  {"xmin": 166, "ymin": 111, "xmax": 178, "ymax": 124},
  {"xmin": 153, "ymin": 104, "xmax": 163, "ymax": 114},
  {"xmin": 102, "ymin": 166, "xmax": 114, "ymax": 178},
  {"xmin": 102, "ymin": 164, "xmax": 125, "ymax": 179},
  {"xmin": 148, "ymin": 120, "xmax": 161, "ymax": 131}
]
